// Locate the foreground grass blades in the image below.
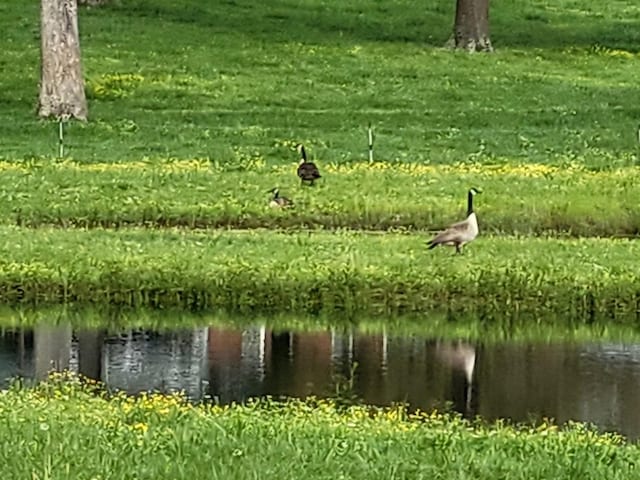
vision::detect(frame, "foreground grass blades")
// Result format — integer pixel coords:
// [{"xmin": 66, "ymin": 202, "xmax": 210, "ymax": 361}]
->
[
  {"xmin": 1, "ymin": 160, "xmax": 639, "ymax": 235},
  {"xmin": 0, "ymin": 374, "xmax": 637, "ymax": 480},
  {"xmin": 0, "ymin": 227, "xmax": 638, "ymax": 318}
]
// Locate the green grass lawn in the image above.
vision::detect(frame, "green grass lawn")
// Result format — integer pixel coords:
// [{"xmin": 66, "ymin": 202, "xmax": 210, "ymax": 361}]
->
[
  {"xmin": 0, "ymin": 374, "xmax": 637, "ymax": 480},
  {"xmin": 0, "ymin": 0, "xmax": 637, "ymax": 318},
  {"xmin": 1, "ymin": 0, "xmax": 639, "ymax": 166},
  {"xmin": 0, "ymin": 226, "xmax": 638, "ymax": 318},
  {"xmin": 3, "ymin": 3, "xmax": 640, "ymax": 476}
]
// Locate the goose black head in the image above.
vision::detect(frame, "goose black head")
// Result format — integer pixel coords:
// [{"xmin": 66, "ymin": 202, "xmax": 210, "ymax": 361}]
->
[
  {"xmin": 466, "ymin": 187, "xmax": 482, "ymax": 216},
  {"xmin": 267, "ymin": 187, "xmax": 279, "ymax": 197},
  {"xmin": 295, "ymin": 143, "xmax": 307, "ymax": 161}
]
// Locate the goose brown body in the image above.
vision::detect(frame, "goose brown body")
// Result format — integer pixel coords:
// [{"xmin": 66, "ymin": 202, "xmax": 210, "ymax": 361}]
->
[
  {"xmin": 296, "ymin": 144, "xmax": 321, "ymax": 185},
  {"xmin": 268, "ymin": 188, "xmax": 294, "ymax": 208},
  {"xmin": 427, "ymin": 188, "xmax": 481, "ymax": 254}
]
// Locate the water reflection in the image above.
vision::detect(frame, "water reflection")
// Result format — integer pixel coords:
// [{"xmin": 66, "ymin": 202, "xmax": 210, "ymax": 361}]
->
[
  {"xmin": 433, "ymin": 341, "xmax": 476, "ymax": 414},
  {"xmin": 1, "ymin": 325, "xmax": 640, "ymax": 438}
]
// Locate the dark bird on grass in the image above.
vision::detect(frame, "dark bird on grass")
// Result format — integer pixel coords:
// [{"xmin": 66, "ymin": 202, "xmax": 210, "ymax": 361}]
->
[
  {"xmin": 427, "ymin": 187, "xmax": 482, "ymax": 254},
  {"xmin": 268, "ymin": 187, "xmax": 294, "ymax": 209},
  {"xmin": 296, "ymin": 143, "xmax": 321, "ymax": 186}
]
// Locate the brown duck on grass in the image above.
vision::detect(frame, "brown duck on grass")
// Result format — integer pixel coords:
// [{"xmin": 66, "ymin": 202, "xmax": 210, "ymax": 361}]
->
[
  {"xmin": 296, "ymin": 143, "xmax": 321, "ymax": 186},
  {"xmin": 268, "ymin": 187, "xmax": 294, "ymax": 209},
  {"xmin": 427, "ymin": 187, "xmax": 482, "ymax": 254}
]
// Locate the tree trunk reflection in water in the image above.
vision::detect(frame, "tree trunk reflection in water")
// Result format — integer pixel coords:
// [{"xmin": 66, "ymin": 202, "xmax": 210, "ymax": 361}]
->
[
  {"xmin": 77, "ymin": 330, "xmax": 104, "ymax": 380},
  {"xmin": 34, "ymin": 325, "xmax": 72, "ymax": 381},
  {"xmin": 102, "ymin": 329, "xmax": 208, "ymax": 399}
]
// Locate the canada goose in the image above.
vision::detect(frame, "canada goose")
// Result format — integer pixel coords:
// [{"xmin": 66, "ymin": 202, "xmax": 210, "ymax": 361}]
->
[
  {"xmin": 268, "ymin": 187, "xmax": 294, "ymax": 209},
  {"xmin": 296, "ymin": 143, "xmax": 321, "ymax": 186},
  {"xmin": 427, "ymin": 187, "xmax": 481, "ymax": 254}
]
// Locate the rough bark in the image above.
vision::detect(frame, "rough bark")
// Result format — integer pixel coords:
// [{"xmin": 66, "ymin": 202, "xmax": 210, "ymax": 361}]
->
[
  {"xmin": 450, "ymin": 0, "xmax": 492, "ymax": 52},
  {"xmin": 38, "ymin": 0, "xmax": 88, "ymax": 120}
]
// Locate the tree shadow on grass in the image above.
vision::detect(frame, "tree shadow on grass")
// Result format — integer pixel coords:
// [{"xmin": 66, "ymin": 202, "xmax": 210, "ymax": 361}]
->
[{"xmin": 97, "ymin": 0, "xmax": 640, "ymax": 50}]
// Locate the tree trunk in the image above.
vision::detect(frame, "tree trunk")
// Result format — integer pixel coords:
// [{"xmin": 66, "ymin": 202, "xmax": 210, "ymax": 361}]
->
[
  {"xmin": 38, "ymin": 0, "xmax": 88, "ymax": 120},
  {"xmin": 450, "ymin": 0, "xmax": 492, "ymax": 52}
]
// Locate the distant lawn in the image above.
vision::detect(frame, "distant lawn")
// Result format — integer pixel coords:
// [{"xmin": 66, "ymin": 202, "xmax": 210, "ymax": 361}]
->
[{"xmin": 0, "ymin": 0, "xmax": 639, "ymax": 165}]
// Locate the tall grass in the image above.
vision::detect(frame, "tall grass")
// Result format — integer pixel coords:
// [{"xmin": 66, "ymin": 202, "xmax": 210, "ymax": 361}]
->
[
  {"xmin": 1, "ymin": 160, "xmax": 639, "ymax": 235},
  {"xmin": 0, "ymin": 227, "xmax": 638, "ymax": 319},
  {"xmin": 0, "ymin": 374, "xmax": 637, "ymax": 480},
  {"xmin": 0, "ymin": 0, "xmax": 639, "ymax": 166}
]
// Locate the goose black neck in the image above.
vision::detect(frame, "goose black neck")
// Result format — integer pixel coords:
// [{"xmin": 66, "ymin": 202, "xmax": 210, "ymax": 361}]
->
[
  {"xmin": 467, "ymin": 190, "xmax": 474, "ymax": 216},
  {"xmin": 300, "ymin": 146, "xmax": 307, "ymax": 161}
]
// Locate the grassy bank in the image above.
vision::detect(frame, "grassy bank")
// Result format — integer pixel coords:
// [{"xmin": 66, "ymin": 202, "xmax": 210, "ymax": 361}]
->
[
  {"xmin": 0, "ymin": 227, "xmax": 638, "ymax": 318},
  {"xmin": 1, "ymin": 1, "xmax": 639, "ymax": 166},
  {"xmin": 1, "ymin": 159, "xmax": 639, "ymax": 235},
  {"xmin": 0, "ymin": 374, "xmax": 637, "ymax": 480}
]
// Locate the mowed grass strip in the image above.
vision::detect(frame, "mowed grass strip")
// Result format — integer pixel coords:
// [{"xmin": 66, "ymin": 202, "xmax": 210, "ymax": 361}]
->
[
  {"xmin": 0, "ymin": 226, "xmax": 638, "ymax": 318},
  {"xmin": 1, "ymin": 159, "xmax": 639, "ymax": 235},
  {"xmin": 0, "ymin": 374, "xmax": 637, "ymax": 480}
]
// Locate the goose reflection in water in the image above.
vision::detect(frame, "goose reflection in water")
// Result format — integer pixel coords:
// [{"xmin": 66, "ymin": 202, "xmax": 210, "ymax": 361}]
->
[{"xmin": 433, "ymin": 341, "xmax": 476, "ymax": 415}]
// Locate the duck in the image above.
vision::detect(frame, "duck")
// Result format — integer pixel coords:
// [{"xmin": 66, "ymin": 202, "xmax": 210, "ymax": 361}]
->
[
  {"xmin": 268, "ymin": 187, "xmax": 294, "ymax": 209},
  {"xmin": 295, "ymin": 143, "xmax": 321, "ymax": 186},
  {"xmin": 427, "ymin": 187, "xmax": 481, "ymax": 254}
]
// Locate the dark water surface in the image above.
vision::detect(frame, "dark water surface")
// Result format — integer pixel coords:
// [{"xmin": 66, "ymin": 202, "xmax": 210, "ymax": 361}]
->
[{"xmin": 2, "ymin": 324, "xmax": 640, "ymax": 439}]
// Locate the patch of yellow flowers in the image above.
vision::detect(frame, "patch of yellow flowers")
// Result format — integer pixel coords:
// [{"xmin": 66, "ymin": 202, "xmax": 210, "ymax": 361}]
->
[
  {"xmin": 87, "ymin": 73, "xmax": 144, "ymax": 100},
  {"xmin": 0, "ymin": 158, "xmax": 634, "ymax": 181},
  {"xmin": 0, "ymin": 371, "xmax": 627, "ymax": 449},
  {"xmin": 323, "ymin": 161, "xmax": 590, "ymax": 179},
  {"xmin": 0, "ymin": 159, "xmax": 213, "ymax": 174}
]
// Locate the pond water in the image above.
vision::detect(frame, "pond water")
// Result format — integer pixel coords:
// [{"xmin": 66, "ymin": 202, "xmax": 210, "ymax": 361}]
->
[{"xmin": 2, "ymin": 324, "xmax": 640, "ymax": 439}]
